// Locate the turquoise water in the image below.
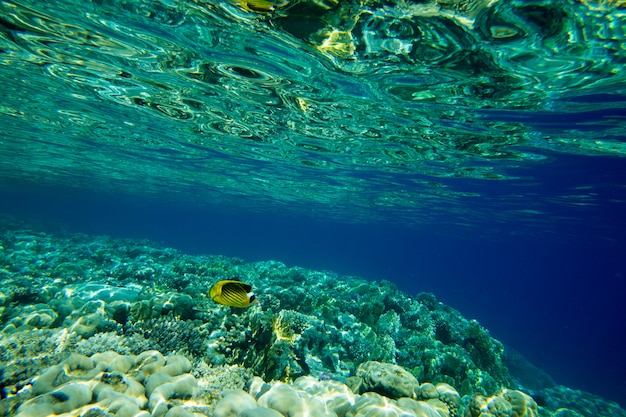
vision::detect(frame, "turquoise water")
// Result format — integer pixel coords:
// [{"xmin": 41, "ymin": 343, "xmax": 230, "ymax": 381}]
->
[
  {"xmin": 2, "ymin": 0, "xmax": 626, "ymax": 414},
  {"xmin": 2, "ymin": 0, "xmax": 625, "ymax": 230}
]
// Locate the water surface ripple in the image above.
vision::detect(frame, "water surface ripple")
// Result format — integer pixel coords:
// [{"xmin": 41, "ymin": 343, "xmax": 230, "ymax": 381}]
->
[{"xmin": 1, "ymin": 0, "xmax": 625, "ymax": 232}]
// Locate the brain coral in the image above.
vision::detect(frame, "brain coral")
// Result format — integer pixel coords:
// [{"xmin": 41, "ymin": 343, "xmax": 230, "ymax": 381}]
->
[
  {"xmin": 464, "ymin": 389, "xmax": 538, "ymax": 417},
  {"xmin": 14, "ymin": 350, "xmax": 199, "ymax": 417},
  {"xmin": 348, "ymin": 361, "xmax": 420, "ymax": 399}
]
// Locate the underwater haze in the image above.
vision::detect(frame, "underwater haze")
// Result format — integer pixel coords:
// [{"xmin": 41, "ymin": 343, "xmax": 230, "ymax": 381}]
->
[{"xmin": 1, "ymin": 0, "xmax": 626, "ymax": 412}]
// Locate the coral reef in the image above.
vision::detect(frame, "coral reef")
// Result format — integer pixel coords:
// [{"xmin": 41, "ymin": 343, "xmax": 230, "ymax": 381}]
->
[
  {"xmin": 1, "ymin": 221, "xmax": 625, "ymax": 417},
  {"xmin": 4, "ymin": 350, "xmax": 624, "ymax": 417},
  {"xmin": 529, "ymin": 385, "xmax": 626, "ymax": 417},
  {"xmin": 12, "ymin": 350, "xmax": 201, "ymax": 417}
]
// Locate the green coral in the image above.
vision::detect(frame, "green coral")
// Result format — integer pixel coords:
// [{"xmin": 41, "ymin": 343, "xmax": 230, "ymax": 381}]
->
[
  {"xmin": 532, "ymin": 386, "xmax": 626, "ymax": 417},
  {"xmin": 463, "ymin": 320, "xmax": 508, "ymax": 385},
  {"xmin": 122, "ymin": 318, "xmax": 207, "ymax": 357},
  {"xmin": 377, "ymin": 310, "xmax": 401, "ymax": 337}
]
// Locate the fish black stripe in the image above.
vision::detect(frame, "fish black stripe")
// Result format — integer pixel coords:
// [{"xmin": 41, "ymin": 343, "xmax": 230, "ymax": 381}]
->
[
  {"xmin": 223, "ymin": 286, "xmax": 242, "ymax": 299},
  {"xmin": 223, "ymin": 284, "xmax": 239, "ymax": 294},
  {"xmin": 222, "ymin": 288, "xmax": 237, "ymax": 299},
  {"xmin": 227, "ymin": 282, "xmax": 249, "ymax": 292},
  {"xmin": 225, "ymin": 293, "xmax": 243, "ymax": 304},
  {"xmin": 223, "ymin": 289, "xmax": 245, "ymax": 304}
]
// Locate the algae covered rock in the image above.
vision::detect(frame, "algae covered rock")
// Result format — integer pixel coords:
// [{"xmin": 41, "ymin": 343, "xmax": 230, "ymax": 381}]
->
[
  {"xmin": 434, "ymin": 383, "xmax": 461, "ymax": 417},
  {"xmin": 14, "ymin": 350, "xmax": 200, "ymax": 417},
  {"xmin": 293, "ymin": 376, "xmax": 356, "ymax": 417},
  {"xmin": 464, "ymin": 389, "xmax": 538, "ymax": 417},
  {"xmin": 255, "ymin": 380, "xmax": 338, "ymax": 417},
  {"xmin": 16, "ymin": 381, "xmax": 93, "ymax": 417},
  {"xmin": 214, "ymin": 389, "xmax": 258, "ymax": 417},
  {"xmin": 348, "ymin": 361, "xmax": 420, "ymax": 399},
  {"xmin": 345, "ymin": 363, "xmax": 461, "ymax": 417}
]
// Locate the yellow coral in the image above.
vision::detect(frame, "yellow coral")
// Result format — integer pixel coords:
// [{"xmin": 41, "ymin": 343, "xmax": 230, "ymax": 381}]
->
[
  {"xmin": 465, "ymin": 390, "xmax": 539, "ymax": 417},
  {"xmin": 502, "ymin": 389, "xmax": 538, "ymax": 417},
  {"xmin": 271, "ymin": 310, "xmax": 312, "ymax": 344}
]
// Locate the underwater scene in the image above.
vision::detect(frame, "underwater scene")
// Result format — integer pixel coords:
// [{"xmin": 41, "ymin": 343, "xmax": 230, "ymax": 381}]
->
[{"xmin": 1, "ymin": 0, "xmax": 626, "ymax": 416}]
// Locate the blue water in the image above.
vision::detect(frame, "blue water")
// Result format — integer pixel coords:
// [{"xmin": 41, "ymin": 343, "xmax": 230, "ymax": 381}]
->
[{"xmin": 2, "ymin": 0, "xmax": 626, "ymax": 409}]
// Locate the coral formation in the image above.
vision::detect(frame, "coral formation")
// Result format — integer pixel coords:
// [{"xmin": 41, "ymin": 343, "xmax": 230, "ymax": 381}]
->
[
  {"xmin": 464, "ymin": 389, "xmax": 538, "ymax": 417},
  {"xmin": 529, "ymin": 385, "xmax": 626, "ymax": 417},
  {"xmin": 13, "ymin": 350, "xmax": 200, "ymax": 417},
  {"xmin": 1, "ymin": 221, "xmax": 625, "ymax": 417},
  {"xmin": 347, "ymin": 361, "xmax": 420, "ymax": 399}
]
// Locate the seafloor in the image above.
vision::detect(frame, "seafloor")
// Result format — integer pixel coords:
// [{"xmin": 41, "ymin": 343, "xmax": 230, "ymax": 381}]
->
[{"xmin": 0, "ymin": 217, "xmax": 624, "ymax": 417}]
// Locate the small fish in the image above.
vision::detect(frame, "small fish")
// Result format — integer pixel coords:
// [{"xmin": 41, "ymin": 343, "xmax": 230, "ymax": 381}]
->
[{"xmin": 209, "ymin": 280, "xmax": 257, "ymax": 308}]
